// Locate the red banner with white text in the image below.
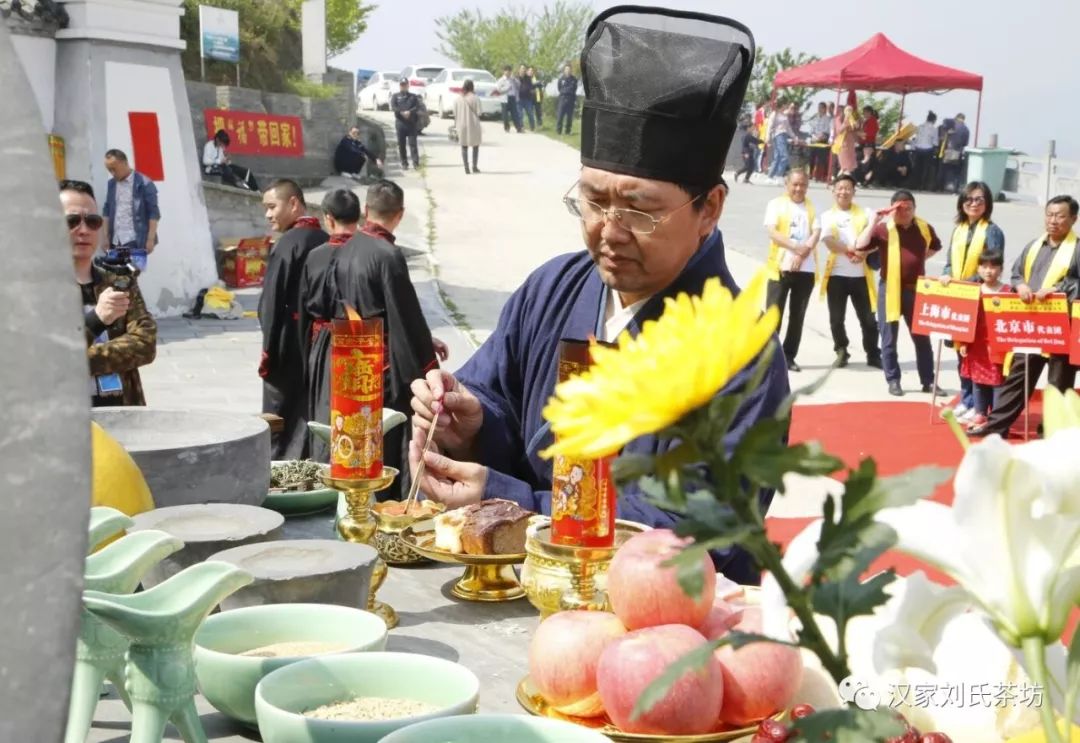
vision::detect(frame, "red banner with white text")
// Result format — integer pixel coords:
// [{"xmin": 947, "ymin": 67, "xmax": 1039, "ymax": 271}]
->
[
  {"xmin": 983, "ymin": 294, "xmax": 1070, "ymax": 355},
  {"xmin": 204, "ymin": 109, "xmax": 304, "ymax": 157},
  {"xmin": 912, "ymin": 277, "xmax": 981, "ymax": 343}
]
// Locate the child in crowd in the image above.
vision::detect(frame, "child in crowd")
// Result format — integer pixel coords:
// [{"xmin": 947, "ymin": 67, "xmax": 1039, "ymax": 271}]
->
[{"xmin": 957, "ymin": 249, "xmax": 1009, "ymax": 430}]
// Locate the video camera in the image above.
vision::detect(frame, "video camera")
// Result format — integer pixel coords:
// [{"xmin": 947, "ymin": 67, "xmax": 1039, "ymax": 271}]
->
[{"xmin": 92, "ymin": 247, "xmax": 140, "ymax": 292}]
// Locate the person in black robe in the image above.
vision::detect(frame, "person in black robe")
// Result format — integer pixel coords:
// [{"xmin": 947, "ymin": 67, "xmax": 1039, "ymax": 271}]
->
[
  {"xmin": 258, "ymin": 179, "xmax": 328, "ymax": 459},
  {"xmin": 297, "ymin": 189, "xmax": 362, "ymax": 461},
  {"xmin": 306, "ymin": 179, "xmax": 440, "ymax": 501},
  {"xmin": 333, "ymin": 127, "xmax": 383, "ymax": 179},
  {"xmin": 407, "ymin": 7, "xmax": 790, "ymax": 585}
]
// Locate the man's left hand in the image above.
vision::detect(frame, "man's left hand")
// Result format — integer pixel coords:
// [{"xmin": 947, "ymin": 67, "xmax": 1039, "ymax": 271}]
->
[
  {"xmin": 409, "ymin": 432, "xmax": 486, "ymax": 509},
  {"xmin": 145, "ymin": 239, "xmax": 155, "ymax": 254},
  {"xmin": 1035, "ymin": 287, "xmax": 1056, "ymax": 301}
]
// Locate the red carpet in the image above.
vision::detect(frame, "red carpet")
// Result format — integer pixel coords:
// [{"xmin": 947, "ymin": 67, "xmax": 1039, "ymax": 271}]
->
[{"xmin": 765, "ymin": 392, "xmax": 1077, "ymax": 640}]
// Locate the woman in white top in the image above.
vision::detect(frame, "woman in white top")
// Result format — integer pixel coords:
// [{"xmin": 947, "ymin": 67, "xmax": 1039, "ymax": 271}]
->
[
  {"xmin": 201, "ymin": 129, "xmax": 259, "ymax": 191},
  {"xmin": 453, "ymin": 79, "xmax": 483, "ymax": 175}
]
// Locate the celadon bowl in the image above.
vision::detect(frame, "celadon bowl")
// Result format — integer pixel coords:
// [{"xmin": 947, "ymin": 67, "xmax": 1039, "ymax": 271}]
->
[
  {"xmin": 255, "ymin": 652, "xmax": 480, "ymax": 743},
  {"xmin": 380, "ymin": 713, "xmax": 614, "ymax": 742},
  {"xmin": 194, "ymin": 603, "xmax": 387, "ymax": 726}
]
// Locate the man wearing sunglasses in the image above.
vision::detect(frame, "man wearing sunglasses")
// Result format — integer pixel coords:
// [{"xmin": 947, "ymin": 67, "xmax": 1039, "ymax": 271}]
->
[
  {"xmin": 61, "ymin": 179, "xmax": 157, "ymax": 406},
  {"xmin": 405, "ymin": 7, "xmax": 789, "ymax": 586}
]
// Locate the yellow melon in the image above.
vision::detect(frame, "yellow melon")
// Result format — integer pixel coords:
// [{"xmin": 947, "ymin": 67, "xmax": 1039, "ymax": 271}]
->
[{"xmin": 91, "ymin": 421, "xmax": 155, "ymax": 516}]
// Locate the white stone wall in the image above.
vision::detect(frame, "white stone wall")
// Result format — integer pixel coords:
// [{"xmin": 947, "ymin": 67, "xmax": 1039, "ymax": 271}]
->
[{"xmin": 10, "ymin": 34, "xmax": 56, "ymax": 130}]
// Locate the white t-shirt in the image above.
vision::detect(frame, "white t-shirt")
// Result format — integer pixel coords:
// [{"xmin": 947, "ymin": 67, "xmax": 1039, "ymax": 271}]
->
[
  {"xmin": 764, "ymin": 198, "xmax": 819, "ymax": 274},
  {"xmin": 818, "ymin": 207, "xmax": 867, "ymax": 278},
  {"xmin": 602, "ymin": 288, "xmax": 648, "ymax": 343}
]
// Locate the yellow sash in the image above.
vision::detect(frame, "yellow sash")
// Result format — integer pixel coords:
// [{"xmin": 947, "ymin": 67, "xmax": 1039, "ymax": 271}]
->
[
  {"xmin": 831, "ymin": 112, "xmax": 857, "ymax": 156},
  {"xmin": 884, "ymin": 218, "xmax": 933, "ymax": 323},
  {"xmin": 949, "ymin": 220, "xmax": 989, "ymax": 280},
  {"xmin": 767, "ymin": 196, "xmax": 817, "ymax": 282},
  {"xmin": 818, "ymin": 204, "xmax": 877, "ymax": 311},
  {"xmin": 1003, "ymin": 231, "xmax": 1078, "ymax": 374}
]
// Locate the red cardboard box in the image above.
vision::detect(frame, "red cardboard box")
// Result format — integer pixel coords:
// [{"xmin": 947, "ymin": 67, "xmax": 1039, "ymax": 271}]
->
[{"xmin": 219, "ymin": 236, "xmax": 271, "ymax": 288}]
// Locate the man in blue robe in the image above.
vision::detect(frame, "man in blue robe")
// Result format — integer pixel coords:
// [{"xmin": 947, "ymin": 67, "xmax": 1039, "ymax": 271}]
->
[{"xmin": 406, "ymin": 6, "xmax": 790, "ymax": 586}]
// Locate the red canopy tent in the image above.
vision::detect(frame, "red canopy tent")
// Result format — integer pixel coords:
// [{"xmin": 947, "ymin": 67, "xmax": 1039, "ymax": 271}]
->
[{"xmin": 773, "ymin": 32, "xmax": 984, "ymax": 145}]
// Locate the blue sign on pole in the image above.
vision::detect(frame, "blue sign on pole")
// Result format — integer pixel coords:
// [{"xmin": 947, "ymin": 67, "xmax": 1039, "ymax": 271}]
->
[{"xmin": 199, "ymin": 6, "xmax": 240, "ymax": 64}]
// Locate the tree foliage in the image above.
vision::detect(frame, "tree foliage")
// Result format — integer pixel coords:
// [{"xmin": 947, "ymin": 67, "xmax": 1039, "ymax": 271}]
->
[
  {"xmin": 747, "ymin": 47, "xmax": 821, "ymax": 113},
  {"xmin": 435, "ymin": 1, "xmax": 593, "ymax": 79},
  {"xmin": 180, "ymin": 0, "xmax": 375, "ymax": 92}
]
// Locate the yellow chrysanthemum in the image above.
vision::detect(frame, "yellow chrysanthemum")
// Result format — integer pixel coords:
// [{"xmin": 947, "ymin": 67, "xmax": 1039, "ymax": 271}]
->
[{"xmin": 540, "ymin": 268, "xmax": 779, "ymax": 460}]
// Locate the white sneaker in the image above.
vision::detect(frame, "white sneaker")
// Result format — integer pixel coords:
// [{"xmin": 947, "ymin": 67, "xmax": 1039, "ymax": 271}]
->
[
  {"xmin": 958, "ymin": 409, "xmax": 978, "ymax": 423},
  {"xmin": 953, "ymin": 403, "xmax": 969, "ymax": 417}
]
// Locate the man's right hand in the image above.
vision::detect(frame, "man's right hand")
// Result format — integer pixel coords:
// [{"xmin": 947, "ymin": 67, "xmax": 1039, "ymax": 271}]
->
[
  {"xmin": 410, "ymin": 369, "xmax": 483, "ymax": 455},
  {"xmin": 939, "ymin": 275, "xmax": 952, "ymax": 286},
  {"xmin": 95, "ymin": 287, "xmax": 130, "ymax": 325},
  {"xmin": 1017, "ymin": 283, "xmax": 1034, "ymax": 303}
]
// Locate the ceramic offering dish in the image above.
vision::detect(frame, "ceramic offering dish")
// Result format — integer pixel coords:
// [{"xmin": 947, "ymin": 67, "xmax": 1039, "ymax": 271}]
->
[
  {"xmin": 401, "ymin": 521, "xmax": 527, "ymax": 602},
  {"xmin": 255, "ymin": 651, "xmax": 480, "ymax": 743},
  {"xmin": 264, "ymin": 460, "xmax": 338, "ymax": 516},
  {"xmin": 194, "ymin": 603, "xmax": 388, "ymax": 726},
  {"xmin": 380, "ymin": 713, "xmax": 614, "ymax": 742},
  {"xmin": 130, "ymin": 504, "xmax": 284, "ymax": 588},
  {"xmin": 209, "ymin": 539, "xmax": 379, "ymax": 611}
]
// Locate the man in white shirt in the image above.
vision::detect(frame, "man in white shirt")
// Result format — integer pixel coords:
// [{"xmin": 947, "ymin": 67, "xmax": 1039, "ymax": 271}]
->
[
  {"xmin": 764, "ymin": 169, "xmax": 820, "ymax": 371},
  {"xmin": 818, "ymin": 174, "xmax": 881, "ymax": 368},
  {"xmin": 911, "ymin": 110, "xmax": 939, "ymax": 191}
]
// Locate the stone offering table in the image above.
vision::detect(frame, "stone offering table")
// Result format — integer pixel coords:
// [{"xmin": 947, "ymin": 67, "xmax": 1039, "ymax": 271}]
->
[{"xmin": 87, "ymin": 512, "xmax": 537, "ymax": 742}]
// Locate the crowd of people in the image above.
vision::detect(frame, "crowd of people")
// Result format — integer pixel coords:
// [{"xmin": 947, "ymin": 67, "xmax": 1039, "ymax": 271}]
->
[
  {"xmin": 764, "ymin": 166, "xmax": 1080, "ymax": 436},
  {"xmin": 740, "ymin": 99, "xmax": 972, "ymax": 194}
]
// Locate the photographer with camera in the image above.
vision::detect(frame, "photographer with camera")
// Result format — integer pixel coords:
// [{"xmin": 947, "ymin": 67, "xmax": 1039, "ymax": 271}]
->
[{"xmin": 61, "ymin": 180, "xmax": 157, "ymax": 406}]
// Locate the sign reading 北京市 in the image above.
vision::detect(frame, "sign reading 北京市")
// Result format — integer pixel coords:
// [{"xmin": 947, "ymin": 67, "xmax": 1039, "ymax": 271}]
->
[
  {"xmin": 911, "ymin": 277, "xmax": 982, "ymax": 343},
  {"xmin": 983, "ymin": 293, "xmax": 1071, "ymax": 355},
  {"xmin": 199, "ymin": 5, "xmax": 240, "ymax": 63},
  {"xmin": 204, "ymin": 110, "xmax": 304, "ymax": 158}
]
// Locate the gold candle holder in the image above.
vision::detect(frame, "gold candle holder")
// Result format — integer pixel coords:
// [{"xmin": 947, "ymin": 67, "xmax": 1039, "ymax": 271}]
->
[
  {"xmin": 319, "ymin": 466, "xmax": 399, "ymax": 628},
  {"xmin": 520, "ymin": 519, "xmax": 650, "ymax": 618}
]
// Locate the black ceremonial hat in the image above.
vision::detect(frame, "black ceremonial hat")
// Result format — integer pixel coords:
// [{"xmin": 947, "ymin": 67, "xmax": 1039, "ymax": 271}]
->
[{"xmin": 579, "ymin": 6, "xmax": 755, "ymax": 187}]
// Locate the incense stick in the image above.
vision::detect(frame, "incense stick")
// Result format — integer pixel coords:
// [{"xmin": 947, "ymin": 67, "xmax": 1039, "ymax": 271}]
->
[{"xmin": 404, "ymin": 400, "xmax": 441, "ymax": 512}]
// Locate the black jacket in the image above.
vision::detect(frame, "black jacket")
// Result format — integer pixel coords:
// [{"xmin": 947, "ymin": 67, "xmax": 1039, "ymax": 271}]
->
[
  {"xmin": 391, "ymin": 91, "xmax": 421, "ymax": 131},
  {"xmin": 557, "ymin": 74, "xmax": 578, "ymax": 99}
]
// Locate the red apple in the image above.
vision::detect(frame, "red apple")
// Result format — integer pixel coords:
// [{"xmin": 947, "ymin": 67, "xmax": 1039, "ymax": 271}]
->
[
  {"xmin": 699, "ymin": 600, "xmax": 744, "ymax": 640},
  {"xmin": 597, "ymin": 624, "xmax": 724, "ymax": 735},
  {"xmin": 528, "ymin": 610, "xmax": 627, "ymax": 717},
  {"xmin": 715, "ymin": 606, "xmax": 804, "ymax": 726},
  {"xmin": 607, "ymin": 529, "xmax": 716, "ymax": 630}
]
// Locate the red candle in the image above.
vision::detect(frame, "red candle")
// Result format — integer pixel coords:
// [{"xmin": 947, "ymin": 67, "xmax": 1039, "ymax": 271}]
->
[
  {"xmin": 329, "ymin": 309, "xmax": 384, "ymax": 479},
  {"xmin": 550, "ymin": 338, "xmax": 616, "ymax": 547}
]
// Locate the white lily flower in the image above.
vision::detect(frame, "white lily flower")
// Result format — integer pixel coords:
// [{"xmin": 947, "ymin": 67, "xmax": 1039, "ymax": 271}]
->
[{"xmin": 878, "ymin": 433, "xmax": 1080, "ymax": 645}]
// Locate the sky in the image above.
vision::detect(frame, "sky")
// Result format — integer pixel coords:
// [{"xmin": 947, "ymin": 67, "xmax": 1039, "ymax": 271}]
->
[{"xmin": 332, "ymin": 0, "xmax": 1079, "ymax": 159}]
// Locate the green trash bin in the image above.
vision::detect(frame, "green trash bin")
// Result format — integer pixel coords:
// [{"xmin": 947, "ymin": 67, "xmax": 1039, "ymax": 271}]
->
[{"xmin": 965, "ymin": 148, "xmax": 1011, "ymax": 197}]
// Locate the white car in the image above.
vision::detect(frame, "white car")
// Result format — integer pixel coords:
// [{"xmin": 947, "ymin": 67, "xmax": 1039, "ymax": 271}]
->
[
  {"xmin": 357, "ymin": 71, "xmax": 401, "ymax": 112},
  {"xmin": 399, "ymin": 64, "xmax": 446, "ymax": 98},
  {"xmin": 425, "ymin": 68, "xmax": 502, "ymax": 119}
]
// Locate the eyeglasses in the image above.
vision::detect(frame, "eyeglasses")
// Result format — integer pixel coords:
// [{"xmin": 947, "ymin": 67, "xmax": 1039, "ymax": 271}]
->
[
  {"xmin": 963, "ymin": 196, "xmax": 985, "ymax": 205},
  {"xmin": 562, "ymin": 183, "xmax": 699, "ymax": 235},
  {"xmin": 66, "ymin": 213, "xmax": 104, "ymax": 231}
]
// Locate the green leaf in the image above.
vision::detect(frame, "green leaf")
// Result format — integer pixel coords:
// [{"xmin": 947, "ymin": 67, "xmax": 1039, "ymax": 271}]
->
[
  {"xmin": 611, "ymin": 454, "xmax": 656, "ymax": 485},
  {"xmin": 737, "ymin": 434, "xmax": 844, "ymax": 490},
  {"xmin": 789, "ymin": 707, "xmax": 905, "ymax": 742},
  {"xmin": 775, "ymin": 369, "xmax": 834, "ymax": 422},
  {"xmin": 813, "ymin": 567, "xmax": 896, "ymax": 622},
  {"xmin": 722, "ymin": 628, "xmax": 800, "ymax": 650},
  {"xmin": 846, "ymin": 465, "xmax": 954, "ymax": 520},
  {"xmin": 630, "ymin": 637, "xmax": 725, "ymax": 722}
]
